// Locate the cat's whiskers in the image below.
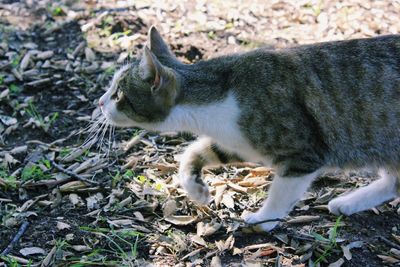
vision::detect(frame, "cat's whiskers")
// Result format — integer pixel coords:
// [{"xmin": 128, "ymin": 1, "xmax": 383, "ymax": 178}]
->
[
  {"xmin": 106, "ymin": 124, "xmax": 115, "ymax": 159},
  {"xmin": 97, "ymin": 119, "xmax": 110, "ymax": 153},
  {"xmin": 77, "ymin": 112, "xmax": 104, "ymax": 135},
  {"xmin": 80, "ymin": 116, "xmax": 107, "ymax": 149}
]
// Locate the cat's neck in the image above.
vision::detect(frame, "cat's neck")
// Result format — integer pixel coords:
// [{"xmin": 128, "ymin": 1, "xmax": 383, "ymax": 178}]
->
[
  {"xmin": 173, "ymin": 55, "xmax": 240, "ymax": 105},
  {"xmin": 138, "ymin": 91, "xmax": 239, "ymax": 134}
]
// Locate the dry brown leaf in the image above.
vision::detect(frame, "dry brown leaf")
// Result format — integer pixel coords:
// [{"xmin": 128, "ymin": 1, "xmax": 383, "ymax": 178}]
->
[
  {"xmin": 210, "ymin": 255, "xmax": 222, "ymax": 267},
  {"xmin": 390, "ymin": 248, "xmax": 400, "ymax": 259},
  {"xmin": 215, "ymin": 235, "xmax": 234, "ymax": 252},
  {"xmin": 56, "ymin": 221, "xmax": 71, "ymax": 230},
  {"xmin": 41, "ymin": 246, "xmax": 56, "ymax": 267},
  {"xmin": 165, "ymin": 215, "xmax": 197, "ymax": 226},
  {"xmin": 60, "ymin": 181, "xmax": 87, "ymax": 192},
  {"xmin": 221, "ymin": 193, "xmax": 235, "ymax": 209},
  {"xmin": 71, "ymin": 245, "xmax": 92, "ymax": 252},
  {"xmin": 227, "ymin": 182, "xmax": 248, "ymax": 193},
  {"xmin": 197, "ymin": 220, "xmax": 221, "ymax": 237},
  {"xmin": 286, "ymin": 215, "xmax": 320, "ymax": 224},
  {"xmin": 248, "ymin": 166, "xmax": 273, "ymax": 177},
  {"xmin": 69, "ymin": 193, "xmax": 84, "ymax": 206},
  {"xmin": 214, "ymin": 184, "xmax": 227, "ymax": 207},
  {"xmin": 86, "ymin": 192, "xmax": 103, "ymax": 210},
  {"xmin": 327, "ymin": 258, "xmax": 345, "ymax": 267},
  {"xmin": 122, "ymin": 156, "xmax": 138, "ymax": 170},
  {"xmin": 392, "ymin": 234, "xmax": 400, "ymax": 244},
  {"xmin": 378, "ymin": 255, "xmax": 400, "ymax": 264},
  {"xmin": 163, "ymin": 199, "xmax": 177, "ymax": 217},
  {"xmin": 191, "ymin": 235, "xmax": 207, "ymax": 247},
  {"xmin": 108, "ymin": 219, "xmax": 134, "ymax": 227},
  {"xmin": 341, "ymin": 241, "xmax": 363, "ymax": 260},
  {"xmin": 20, "ymin": 247, "xmax": 46, "ymax": 256}
]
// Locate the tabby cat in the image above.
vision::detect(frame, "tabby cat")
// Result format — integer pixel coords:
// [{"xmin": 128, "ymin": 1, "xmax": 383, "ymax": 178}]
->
[{"xmin": 99, "ymin": 26, "xmax": 400, "ymax": 231}]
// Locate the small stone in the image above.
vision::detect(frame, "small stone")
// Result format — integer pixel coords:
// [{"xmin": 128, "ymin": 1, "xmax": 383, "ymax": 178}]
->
[
  {"xmin": 23, "ymin": 42, "xmax": 38, "ymax": 50},
  {"xmin": 228, "ymin": 36, "xmax": 236, "ymax": 45},
  {"xmin": 42, "ymin": 60, "xmax": 51, "ymax": 68},
  {"xmin": 36, "ymin": 51, "xmax": 54, "ymax": 60},
  {"xmin": 84, "ymin": 47, "xmax": 96, "ymax": 61}
]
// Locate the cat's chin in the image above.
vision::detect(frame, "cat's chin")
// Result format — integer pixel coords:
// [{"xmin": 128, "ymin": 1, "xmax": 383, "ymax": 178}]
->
[{"xmin": 101, "ymin": 109, "xmax": 136, "ymax": 128}]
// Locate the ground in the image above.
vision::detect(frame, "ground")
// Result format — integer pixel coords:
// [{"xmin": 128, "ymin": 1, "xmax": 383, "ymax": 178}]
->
[{"xmin": 0, "ymin": 0, "xmax": 400, "ymax": 266}]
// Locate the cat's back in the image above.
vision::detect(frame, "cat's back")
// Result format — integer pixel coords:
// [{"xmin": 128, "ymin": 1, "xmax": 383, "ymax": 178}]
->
[
  {"xmin": 234, "ymin": 35, "xmax": 400, "ymax": 168},
  {"xmin": 289, "ymin": 35, "xmax": 400, "ymax": 167}
]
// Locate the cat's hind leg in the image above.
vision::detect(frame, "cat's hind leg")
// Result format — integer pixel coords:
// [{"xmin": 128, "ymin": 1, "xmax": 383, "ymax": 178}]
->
[
  {"xmin": 328, "ymin": 168, "xmax": 398, "ymax": 215},
  {"xmin": 179, "ymin": 137, "xmax": 242, "ymax": 204},
  {"xmin": 244, "ymin": 171, "xmax": 320, "ymax": 231}
]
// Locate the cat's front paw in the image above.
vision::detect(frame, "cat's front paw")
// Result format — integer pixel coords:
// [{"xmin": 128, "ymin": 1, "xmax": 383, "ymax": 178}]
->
[
  {"xmin": 180, "ymin": 175, "xmax": 211, "ymax": 205},
  {"xmin": 328, "ymin": 196, "xmax": 355, "ymax": 216},
  {"xmin": 243, "ymin": 211, "xmax": 279, "ymax": 232}
]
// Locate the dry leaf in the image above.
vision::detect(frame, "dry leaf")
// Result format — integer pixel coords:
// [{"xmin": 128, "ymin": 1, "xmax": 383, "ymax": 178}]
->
[
  {"xmin": 41, "ymin": 246, "xmax": 56, "ymax": 267},
  {"xmin": 227, "ymin": 182, "xmax": 248, "ymax": 193},
  {"xmin": 163, "ymin": 199, "xmax": 177, "ymax": 217},
  {"xmin": 221, "ymin": 193, "xmax": 235, "ymax": 209},
  {"xmin": 20, "ymin": 247, "xmax": 46, "ymax": 256},
  {"xmin": 108, "ymin": 219, "xmax": 134, "ymax": 227},
  {"xmin": 378, "ymin": 255, "xmax": 400, "ymax": 264},
  {"xmin": 214, "ymin": 184, "xmax": 227, "ymax": 207},
  {"xmin": 210, "ymin": 255, "xmax": 222, "ymax": 267},
  {"xmin": 69, "ymin": 193, "xmax": 84, "ymax": 206},
  {"xmin": 191, "ymin": 235, "xmax": 207, "ymax": 247},
  {"xmin": 60, "ymin": 181, "xmax": 87, "ymax": 192},
  {"xmin": 341, "ymin": 241, "xmax": 363, "ymax": 260},
  {"xmin": 71, "ymin": 245, "xmax": 91, "ymax": 252},
  {"xmin": 286, "ymin": 215, "xmax": 320, "ymax": 224},
  {"xmin": 165, "ymin": 215, "xmax": 197, "ymax": 226},
  {"xmin": 86, "ymin": 193, "xmax": 103, "ymax": 210},
  {"xmin": 328, "ymin": 258, "xmax": 345, "ymax": 267},
  {"xmin": 197, "ymin": 220, "xmax": 222, "ymax": 237},
  {"xmin": 249, "ymin": 167, "xmax": 273, "ymax": 177},
  {"xmin": 216, "ymin": 235, "xmax": 234, "ymax": 252},
  {"xmin": 56, "ymin": 221, "xmax": 71, "ymax": 230}
]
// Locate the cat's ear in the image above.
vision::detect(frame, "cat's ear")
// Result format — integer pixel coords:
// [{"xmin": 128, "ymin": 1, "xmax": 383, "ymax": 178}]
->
[
  {"xmin": 147, "ymin": 26, "xmax": 177, "ymax": 62},
  {"xmin": 139, "ymin": 46, "xmax": 176, "ymax": 100},
  {"xmin": 139, "ymin": 46, "xmax": 163, "ymax": 87}
]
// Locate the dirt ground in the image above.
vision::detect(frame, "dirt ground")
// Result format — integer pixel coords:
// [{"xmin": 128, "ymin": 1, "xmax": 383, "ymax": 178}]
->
[{"xmin": 1, "ymin": 0, "xmax": 400, "ymax": 266}]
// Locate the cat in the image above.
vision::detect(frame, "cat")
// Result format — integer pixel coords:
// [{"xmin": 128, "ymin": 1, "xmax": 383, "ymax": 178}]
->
[{"xmin": 99, "ymin": 26, "xmax": 400, "ymax": 231}]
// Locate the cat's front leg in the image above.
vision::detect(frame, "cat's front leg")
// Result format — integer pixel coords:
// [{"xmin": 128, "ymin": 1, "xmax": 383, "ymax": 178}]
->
[
  {"xmin": 244, "ymin": 171, "xmax": 320, "ymax": 231},
  {"xmin": 179, "ymin": 137, "xmax": 242, "ymax": 204}
]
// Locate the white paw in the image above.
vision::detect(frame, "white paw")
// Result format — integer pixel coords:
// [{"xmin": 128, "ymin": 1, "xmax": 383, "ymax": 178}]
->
[
  {"xmin": 180, "ymin": 176, "xmax": 211, "ymax": 205},
  {"xmin": 243, "ymin": 211, "xmax": 279, "ymax": 232},
  {"xmin": 328, "ymin": 196, "xmax": 355, "ymax": 216}
]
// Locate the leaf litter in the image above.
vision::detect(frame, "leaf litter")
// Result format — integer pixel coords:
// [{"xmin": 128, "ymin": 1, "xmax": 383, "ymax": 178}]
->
[{"xmin": 0, "ymin": 0, "xmax": 400, "ymax": 266}]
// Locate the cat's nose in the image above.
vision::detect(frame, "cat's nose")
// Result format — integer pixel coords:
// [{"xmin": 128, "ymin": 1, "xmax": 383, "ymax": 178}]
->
[{"xmin": 99, "ymin": 100, "xmax": 104, "ymax": 107}]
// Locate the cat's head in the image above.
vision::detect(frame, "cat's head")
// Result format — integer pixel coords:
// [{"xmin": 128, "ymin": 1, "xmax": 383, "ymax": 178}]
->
[{"xmin": 99, "ymin": 26, "xmax": 180, "ymax": 127}]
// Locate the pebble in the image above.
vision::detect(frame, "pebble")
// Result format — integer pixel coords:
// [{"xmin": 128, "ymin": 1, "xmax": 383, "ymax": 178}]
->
[
  {"xmin": 20, "ymin": 51, "xmax": 31, "ymax": 71},
  {"xmin": 84, "ymin": 47, "xmax": 96, "ymax": 61},
  {"xmin": 41, "ymin": 60, "xmax": 51, "ymax": 68},
  {"xmin": 36, "ymin": 51, "xmax": 54, "ymax": 60},
  {"xmin": 23, "ymin": 42, "xmax": 38, "ymax": 50}
]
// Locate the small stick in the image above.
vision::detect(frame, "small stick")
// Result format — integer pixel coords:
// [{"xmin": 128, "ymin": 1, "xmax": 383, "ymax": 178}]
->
[
  {"xmin": 229, "ymin": 217, "xmax": 286, "ymax": 225},
  {"xmin": 48, "ymin": 158, "xmax": 100, "ymax": 185},
  {"xmin": 1, "ymin": 221, "xmax": 30, "ymax": 256},
  {"xmin": 379, "ymin": 236, "xmax": 400, "ymax": 251}
]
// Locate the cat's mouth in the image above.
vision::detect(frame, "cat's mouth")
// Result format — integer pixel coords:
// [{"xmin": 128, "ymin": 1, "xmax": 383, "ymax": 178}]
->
[{"xmin": 100, "ymin": 100, "xmax": 135, "ymax": 128}]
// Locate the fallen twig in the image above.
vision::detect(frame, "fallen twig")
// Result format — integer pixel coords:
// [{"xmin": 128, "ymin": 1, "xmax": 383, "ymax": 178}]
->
[
  {"xmin": 229, "ymin": 217, "xmax": 286, "ymax": 225},
  {"xmin": 379, "ymin": 236, "xmax": 400, "ymax": 251},
  {"xmin": 1, "ymin": 221, "xmax": 30, "ymax": 256},
  {"xmin": 48, "ymin": 158, "xmax": 100, "ymax": 185}
]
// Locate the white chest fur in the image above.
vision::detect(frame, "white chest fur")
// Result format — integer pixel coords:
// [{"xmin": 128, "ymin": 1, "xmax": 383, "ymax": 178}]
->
[{"xmin": 139, "ymin": 92, "xmax": 267, "ymax": 163}]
